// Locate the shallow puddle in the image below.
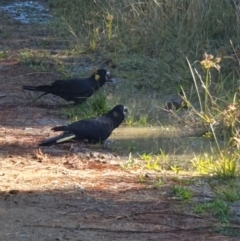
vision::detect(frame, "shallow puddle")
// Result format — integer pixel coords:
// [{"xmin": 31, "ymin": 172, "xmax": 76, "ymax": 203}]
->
[
  {"xmin": 0, "ymin": 1, "xmax": 52, "ymax": 24},
  {"xmin": 109, "ymin": 126, "xmax": 212, "ymax": 156}
]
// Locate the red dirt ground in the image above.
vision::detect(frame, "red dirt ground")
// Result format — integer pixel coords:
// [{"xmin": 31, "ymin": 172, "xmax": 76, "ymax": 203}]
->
[{"xmin": 0, "ymin": 9, "xmax": 240, "ymax": 241}]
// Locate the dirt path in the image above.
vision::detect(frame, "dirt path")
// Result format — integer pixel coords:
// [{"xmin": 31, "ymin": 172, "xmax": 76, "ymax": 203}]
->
[{"xmin": 0, "ymin": 8, "xmax": 239, "ymax": 241}]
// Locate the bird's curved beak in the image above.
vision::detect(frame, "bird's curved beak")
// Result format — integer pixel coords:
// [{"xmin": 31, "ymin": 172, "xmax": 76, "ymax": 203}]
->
[
  {"xmin": 123, "ymin": 106, "xmax": 128, "ymax": 117},
  {"xmin": 105, "ymin": 71, "xmax": 113, "ymax": 82}
]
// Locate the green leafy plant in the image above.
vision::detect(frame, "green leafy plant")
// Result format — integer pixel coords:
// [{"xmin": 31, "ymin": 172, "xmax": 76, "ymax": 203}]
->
[
  {"xmin": 125, "ymin": 115, "xmax": 149, "ymax": 127},
  {"xmin": 90, "ymin": 27, "xmax": 99, "ymax": 51},
  {"xmin": 63, "ymin": 91, "xmax": 109, "ymax": 120},
  {"xmin": 192, "ymin": 151, "xmax": 239, "ymax": 179},
  {"xmin": 172, "ymin": 186, "xmax": 193, "ymax": 201},
  {"xmin": 194, "ymin": 199, "xmax": 229, "ymax": 222},
  {"xmin": 105, "ymin": 14, "xmax": 113, "ymax": 41},
  {"xmin": 0, "ymin": 51, "xmax": 7, "ymax": 58}
]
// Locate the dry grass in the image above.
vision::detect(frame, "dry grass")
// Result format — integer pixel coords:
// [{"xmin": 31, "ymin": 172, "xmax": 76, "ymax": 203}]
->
[
  {"xmin": 47, "ymin": 0, "xmax": 240, "ymax": 91},
  {"xmin": 0, "ymin": 3, "xmax": 240, "ymax": 240}
]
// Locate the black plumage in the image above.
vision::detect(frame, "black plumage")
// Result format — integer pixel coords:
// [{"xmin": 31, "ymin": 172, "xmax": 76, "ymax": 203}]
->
[
  {"xmin": 23, "ymin": 69, "xmax": 111, "ymax": 104},
  {"xmin": 39, "ymin": 104, "xmax": 128, "ymax": 146}
]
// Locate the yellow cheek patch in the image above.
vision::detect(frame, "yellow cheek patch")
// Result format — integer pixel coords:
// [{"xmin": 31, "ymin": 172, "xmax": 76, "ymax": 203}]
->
[{"xmin": 95, "ymin": 74, "xmax": 100, "ymax": 81}]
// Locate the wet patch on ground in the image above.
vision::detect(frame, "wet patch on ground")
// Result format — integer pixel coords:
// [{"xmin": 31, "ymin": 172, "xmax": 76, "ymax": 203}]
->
[{"xmin": 0, "ymin": 1, "xmax": 52, "ymax": 24}]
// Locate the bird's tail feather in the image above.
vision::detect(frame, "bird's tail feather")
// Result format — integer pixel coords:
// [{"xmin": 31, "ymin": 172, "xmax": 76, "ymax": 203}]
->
[
  {"xmin": 39, "ymin": 133, "xmax": 76, "ymax": 146},
  {"xmin": 52, "ymin": 126, "xmax": 67, "ymax": 132},
  {"xmin": 23, "ymin": 85, "xmax": 51, "ymax": 93}
]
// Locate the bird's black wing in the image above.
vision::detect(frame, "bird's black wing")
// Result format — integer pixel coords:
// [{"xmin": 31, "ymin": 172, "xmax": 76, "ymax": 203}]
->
[
  {"xmin": 50, "ymin": 78, "xmax": 94, "ymax": 97},
  {"xmin": 40, "ymin": 104, "xmax": 127, "ymax": 146},
  {"xmin": 66, "ymin": 116, "xmax": 114, "ymax": 143}
]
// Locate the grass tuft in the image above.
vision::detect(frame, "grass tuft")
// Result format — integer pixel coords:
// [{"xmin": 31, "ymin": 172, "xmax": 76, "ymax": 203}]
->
[
  {"xmin": 63, "ymin": 91, "xmax": 110, "ymax": 120},
  {"xmin": 194, "ymin": 199, "xmax": 229, "ymax": 223},
  {"xmin": 172, "ymin": 186, "xmax": 193, "ymax": 201}
]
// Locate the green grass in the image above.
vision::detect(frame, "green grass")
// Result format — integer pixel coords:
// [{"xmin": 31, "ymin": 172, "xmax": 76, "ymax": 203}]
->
[
  {"xmin": 18, "ymin": 49, "xmax": 55, "ymax": 72},
  {"xmin": 17, "ymin": 0, "xmax": 240, "ymax": 223},
  {"xmin": 135, "ymin": 149, "xmax": 170, "ymax": 171},
  {"xmin": 194, "ymin": 199, "xmax": 229, "ymax": 223},
  {"xmin": 42, "ymin": 0, "xmax": 240, "ymax": 136},
  {"xmin": 126, "ymin": 114, "xmax": 150, "ymax": 127},
  {"xmin": 1, "ymin": 0, "xmax": 240, "ymax": 233},
  {"xmin": 62, "ymin": 91, "xmax": 110, "ymax": 120},
  {"xmin": 172, "ymin": 185, "xmax": 193, "ymax": 201},
  {"xmin": 192, "ymin": 151, "xmax": 239, "ymax": 179},
  {"xmin": 0, "ymin": 51, "xmax": 7, "ymax": 58},
  {"xmin": 46, "ymin": 0, "xmax": 240, "ymax": 91}
]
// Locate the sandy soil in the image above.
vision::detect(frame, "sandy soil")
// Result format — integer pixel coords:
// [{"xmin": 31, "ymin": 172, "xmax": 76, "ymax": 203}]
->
[{"xmin": 0, "ymin": 8, "xmax": 240, "ymax": 241}]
